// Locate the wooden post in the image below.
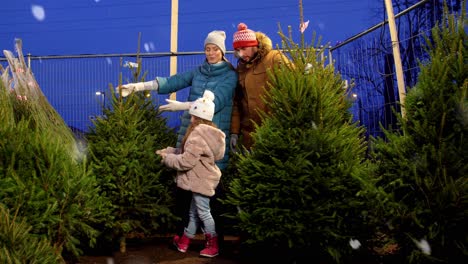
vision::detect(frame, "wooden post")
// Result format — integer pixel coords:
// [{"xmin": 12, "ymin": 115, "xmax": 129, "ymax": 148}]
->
[
  {"xmin": 384, "ymin": 0, "xmax": 406, "ymax": 118},
  {"xmin": 169, "ymin": 0, "xmax": 178, "ymax": 100}
]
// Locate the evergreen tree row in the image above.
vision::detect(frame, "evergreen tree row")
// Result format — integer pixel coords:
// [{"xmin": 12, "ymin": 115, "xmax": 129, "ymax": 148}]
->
[
  {"xmin": 0, "ymin": 43, "xmax": 179, "ymax": 262},
  {"xmin": 0, "ymin": 3, "xmax": 466, "ymax": 263},
  {"xmin": 223, "ymin": 4, "xmax": 466, "ymax": 263}
]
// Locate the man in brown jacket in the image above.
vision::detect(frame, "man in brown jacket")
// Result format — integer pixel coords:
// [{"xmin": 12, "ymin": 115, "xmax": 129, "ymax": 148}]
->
[{"xmin": 230, "ymin": 22, "xmax": 290, "ymax": 151}]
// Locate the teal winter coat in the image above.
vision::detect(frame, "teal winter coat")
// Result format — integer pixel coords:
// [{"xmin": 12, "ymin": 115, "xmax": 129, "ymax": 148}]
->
[{"xmin": 157, "ymin": 60, "xmax": 237, "ymax": 170}]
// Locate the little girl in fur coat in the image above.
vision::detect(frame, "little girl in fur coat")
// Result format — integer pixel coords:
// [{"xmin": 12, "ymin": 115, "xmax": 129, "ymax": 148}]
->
[{"xmin": 156, "ymin": 90, "xmax": 225, "ymax": 257}]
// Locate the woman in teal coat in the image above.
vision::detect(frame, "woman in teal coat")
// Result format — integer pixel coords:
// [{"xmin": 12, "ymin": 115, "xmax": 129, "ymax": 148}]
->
[{"xmin": 118, "ymin": 30, "xmax": 237, "ymax": 170}]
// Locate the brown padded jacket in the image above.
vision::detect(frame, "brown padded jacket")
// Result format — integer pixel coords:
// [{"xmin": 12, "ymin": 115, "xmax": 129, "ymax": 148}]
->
[{"xmin": 230, "ymin": 31, "xmax": 290, "ymax": 149}]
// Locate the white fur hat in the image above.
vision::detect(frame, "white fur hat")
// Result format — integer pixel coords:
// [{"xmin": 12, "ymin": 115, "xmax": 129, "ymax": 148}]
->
[
  {"xmin": 189, "ymin": 90, "xmax": 216, "ymax": 121},
  {"xmin": 204, "ymin": 30, "xmax": 226, "ymax": 55}
]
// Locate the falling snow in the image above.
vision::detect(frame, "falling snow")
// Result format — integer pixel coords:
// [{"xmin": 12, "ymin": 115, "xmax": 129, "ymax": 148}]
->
[
  {"xmin": 415, "ymin": 239, "xmax": 431, "ymax": 255},
  {"xmin": 349, "ymin": 238, "xmax": 361, "ymax": 249},
  {"xmin": 144, "ymin": 42, "xmax": 155, "ymax": 52},
  {"xmin": 31, "ymin": 5, "xmax": 45, "ymax": 21},
  {"xmin": 318, "ymin": 22, "xmax": 325, "ymax": 31}
]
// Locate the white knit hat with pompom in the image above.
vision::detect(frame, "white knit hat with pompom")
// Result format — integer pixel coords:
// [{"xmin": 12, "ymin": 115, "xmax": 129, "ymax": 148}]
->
[{"xmin": 189, "ymin": 90, "xmax": 215, "ymax": 121}]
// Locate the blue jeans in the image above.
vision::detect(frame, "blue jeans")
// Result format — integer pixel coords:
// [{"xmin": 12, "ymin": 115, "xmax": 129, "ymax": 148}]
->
[{"xmin": 184, "ymin": 192, "xmax": 216, "ymax": 237}]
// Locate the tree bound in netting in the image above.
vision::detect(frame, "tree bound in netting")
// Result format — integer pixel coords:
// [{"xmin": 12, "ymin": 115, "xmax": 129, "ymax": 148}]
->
[
  {"xmin": 0, "ymin": 40, "xmax": 110, "ymax": 261},
  {"xmin": 86, "ymin": 56, "xmax": 179, "ymax": 253},
  {"xmin": 223, "ymin": 26, "xmax": 374, "ymax": 263},
  {"xmin": 0, "ymin": 205, "xmax": 62, "ymax": 264}
]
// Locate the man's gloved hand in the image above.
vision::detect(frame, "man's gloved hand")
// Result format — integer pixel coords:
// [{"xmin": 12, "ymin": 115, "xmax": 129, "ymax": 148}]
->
[
  {"xmin": 116, "ymin": 80, "xmax": 158, "ymax": 97},
  {"xmin": 230, "ymin": 134, "xmax": 238, "ymax": 151},
  {"xmin": 159, "ymin": 99, "xmax": 191, "ymax": 112}
]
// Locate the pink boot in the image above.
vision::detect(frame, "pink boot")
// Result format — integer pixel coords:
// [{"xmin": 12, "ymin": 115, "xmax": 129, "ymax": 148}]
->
[
  {"xmin": 200, "ymin": 233, "xmax": 219, "ymax": 257},
  {"xmin": 173, "ymin": 233, "xmax": 191, "ymax": 253}
]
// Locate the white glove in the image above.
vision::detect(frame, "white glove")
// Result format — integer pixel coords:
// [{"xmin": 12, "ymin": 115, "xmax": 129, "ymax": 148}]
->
[
  {"xmin": 230, "ymin": 134, "xmax": 238, "ymax": 151},
  {"xmin": 159, "ymin": 99, "xmax": 191, "ymax": 112},
  {"xmin": 116, "ymin": 80, "xmax": 158, "ymax": 97}
]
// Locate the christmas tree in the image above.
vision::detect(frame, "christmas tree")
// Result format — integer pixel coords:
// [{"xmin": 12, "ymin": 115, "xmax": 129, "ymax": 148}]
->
[
  {"xmin": 86, "ymin": 58, "xmax": 178, "ymax": 253},
  {"xmin": 224, "ymin": 28, "xmax": 372, "ymax": 262},
  {"xmin": 370, "ymin": 3, "xmax": 467, "ymax": 263},
  {"xmin": 0, "ymin": 40, "xmax": 108, "ymax": 260},
  {"xmin": 0, "ymin": 205, "xmax": 62, "ymax": 263}
]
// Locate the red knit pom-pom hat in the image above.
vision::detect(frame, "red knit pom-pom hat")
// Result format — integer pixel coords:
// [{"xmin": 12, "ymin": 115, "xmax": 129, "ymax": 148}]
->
[{"xmin": 232, "ymin": 23, "xmax": 258, "ymax": 49}]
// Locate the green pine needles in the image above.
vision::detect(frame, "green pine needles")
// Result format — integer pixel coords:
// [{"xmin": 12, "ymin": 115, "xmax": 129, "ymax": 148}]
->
[
  {"xmin": 371, "ymin": 3, "xmax": 467, "ymax": 263},
  {"xmin": 0, "ymin": 205, "xmax": 62, "ymax": 264},
  {"xmin": 86, "ymin": 61, "xmax": 178, "ymax": 253},
  {"xmin": 0, "ymin": 41, "xmax": 108, "ymax": 260},
  {"xmin": 224, "ymin": 26, "xmax": 371, "ymax": 263}
]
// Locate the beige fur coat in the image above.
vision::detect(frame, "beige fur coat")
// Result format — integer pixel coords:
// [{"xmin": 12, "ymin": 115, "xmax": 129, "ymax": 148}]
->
[{"xmin": 159, "ymin": 124, "xmax": 225, "ymax": 197}]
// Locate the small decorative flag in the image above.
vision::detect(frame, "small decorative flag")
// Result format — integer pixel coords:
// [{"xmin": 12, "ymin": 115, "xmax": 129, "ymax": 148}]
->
[{"xmin": 300, "ymin": 20, "xmax": 310, "ymax": 33}]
